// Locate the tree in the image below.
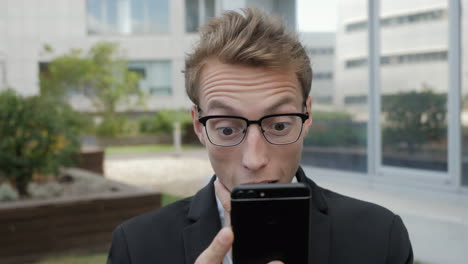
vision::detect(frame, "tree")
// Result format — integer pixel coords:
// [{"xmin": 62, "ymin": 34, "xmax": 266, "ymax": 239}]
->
[
  {"xmin": 381, "ymin": 85, "xmax": 447, "ymax": 153},
  {"xmin": 40, "ymin": 42, "xmax": 145, "ymax": 116}
]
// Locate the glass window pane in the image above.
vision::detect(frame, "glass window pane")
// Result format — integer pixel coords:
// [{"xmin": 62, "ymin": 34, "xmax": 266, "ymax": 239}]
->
[
  {"xmin": 204, "ymin": 0, "xmax": 215, "ymax": 21},
  {"xmin": 186, "ymin": 0, "xmax": 199, "ymax": 32},
  {"xmin": 87, "ymin": 0, "xmax": 103, "ymax": 34},
  {"xmin": 185, "ymin": 0, "xmax": 199, "ymax": 33},
  {"xmin": 128, "ymin": 61, "xmax": 172, "ymax": 95},
  {"xmin": 301, "ymin": 0, "xmax": 368, "ymax": 173},
  {"xmin": 148, "ymin": 0, "xmax": 170, "ymax": 33},
  {"xmin": 131, "ymin": 0, "xmax": 145, "ymax": 33},
  {"xmin": 462, "ymin": 0, "xmax": 468, "ymax": 186},
  {"xmin": 87, "ymin": 0, "xmax": 169, "ymax": 35},
  {"xmin": 380, "ymin": 1, "xmax": 448, "ymax": 171}
]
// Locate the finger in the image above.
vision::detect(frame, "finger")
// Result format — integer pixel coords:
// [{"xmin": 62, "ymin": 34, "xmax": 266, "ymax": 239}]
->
[{"xmin": 195, "ymin": 227, "xmax": 234, "ymax": 264}]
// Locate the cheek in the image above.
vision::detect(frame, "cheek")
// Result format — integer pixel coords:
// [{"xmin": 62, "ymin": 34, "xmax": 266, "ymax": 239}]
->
[{"xmin": 206, "ymin": 146, "xmax": 241, "ymax": 184}]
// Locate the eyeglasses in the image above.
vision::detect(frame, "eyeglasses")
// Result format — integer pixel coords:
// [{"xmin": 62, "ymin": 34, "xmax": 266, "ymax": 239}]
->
[{"xmin": 198, "ymin": 111, "xmax": 309, "ymax": 147}]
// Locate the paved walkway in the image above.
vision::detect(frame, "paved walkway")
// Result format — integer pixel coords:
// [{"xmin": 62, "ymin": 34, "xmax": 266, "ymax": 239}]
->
[{"xmin": 105, "ymin": 149, "xmax": 213, "ymax": 197}]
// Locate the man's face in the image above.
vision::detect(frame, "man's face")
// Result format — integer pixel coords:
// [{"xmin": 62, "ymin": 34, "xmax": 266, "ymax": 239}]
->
[{"xmin": 192, "ymin": 59, "xmax": 312, "ymax": 190}]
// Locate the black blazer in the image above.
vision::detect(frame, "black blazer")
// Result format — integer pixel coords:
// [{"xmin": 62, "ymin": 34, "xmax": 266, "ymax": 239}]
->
[{"xmin": 107, "ymin": 167, "xmax": 413, "ymax": 264}]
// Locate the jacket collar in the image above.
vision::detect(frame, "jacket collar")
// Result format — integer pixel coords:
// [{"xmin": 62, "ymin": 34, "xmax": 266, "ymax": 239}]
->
[
  {"xmin": 183, "ymin": 166, "xmax": 331, "ymax": 264},
  {"xmin": 183, "ymin": 176, "xmax": 221, "ymax": 264}
]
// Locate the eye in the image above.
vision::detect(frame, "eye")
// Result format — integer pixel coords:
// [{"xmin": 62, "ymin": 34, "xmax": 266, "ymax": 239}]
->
[
  {"xmin": 218, "ymin": 127, "xmax": 235, "ymax": 136},
  {"xmin": 273, "ymin": 122, "xmax": 289, "ymax": 131}
]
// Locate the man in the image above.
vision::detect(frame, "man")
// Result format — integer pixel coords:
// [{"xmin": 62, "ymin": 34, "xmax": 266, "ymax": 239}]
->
[{"xmin": 108, "ymin": 8, "xmax": 413, "ymax": 264}]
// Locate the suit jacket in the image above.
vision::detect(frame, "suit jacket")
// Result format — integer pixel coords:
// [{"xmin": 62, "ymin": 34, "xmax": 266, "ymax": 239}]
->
[{"xmin": 107, "ymin": 167, "xmax": 413, "ymax": 264}]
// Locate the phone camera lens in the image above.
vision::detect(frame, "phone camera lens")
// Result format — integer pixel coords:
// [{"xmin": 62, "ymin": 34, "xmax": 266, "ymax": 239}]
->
[
  {"xmin": 260, "ymin": 192, "xmax": 265, "ymax": 197},
  {"xmin": 246, "ymin": 190, "xmax": 256, "ymax": 198}
]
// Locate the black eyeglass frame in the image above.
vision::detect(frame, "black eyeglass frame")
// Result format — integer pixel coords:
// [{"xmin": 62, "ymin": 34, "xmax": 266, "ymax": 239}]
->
[{"xmin": 198, "ymin": 112, "xmax": 310, "ymax": 147}]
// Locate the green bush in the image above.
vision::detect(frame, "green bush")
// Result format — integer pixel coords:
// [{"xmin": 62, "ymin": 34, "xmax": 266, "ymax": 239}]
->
[
  {"xmin": 0, "ymin": 90, "xmax": 83, "ymax": 195},
  {"xmin": 382, "ymin": 89, "xmax": 446, "ymax": 152},
  {"xmin": 95, "ymin": 115, "xmax": 128, "ymax": 137},
  {"xmin": 304, "ymin": 110, "xmax": 366, "ymax": 147},
  {"xmin": 139, "ymin": 110, "xmax": 192, "ymax": 134}
]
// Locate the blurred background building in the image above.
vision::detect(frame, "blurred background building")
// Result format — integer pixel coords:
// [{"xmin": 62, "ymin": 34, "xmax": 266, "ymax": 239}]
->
[
  {"xmin": 0, "ymin": 0, "xmax": 295, "ymax": 111},
  {"xmin": 1, "ymin": 0, "xmax": 467, "ymax": 263}
]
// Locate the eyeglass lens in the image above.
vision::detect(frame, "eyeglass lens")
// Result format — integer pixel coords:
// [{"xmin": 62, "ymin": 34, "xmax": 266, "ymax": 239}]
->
[{"xmin": 204, "ymin": 115, "xmax": 303, "ymax": 146}]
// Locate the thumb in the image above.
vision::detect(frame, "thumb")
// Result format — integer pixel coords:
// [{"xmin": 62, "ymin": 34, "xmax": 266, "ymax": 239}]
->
[{"xmin": 195, "ymin": 227, "xmax": 234, "ymax": 264}]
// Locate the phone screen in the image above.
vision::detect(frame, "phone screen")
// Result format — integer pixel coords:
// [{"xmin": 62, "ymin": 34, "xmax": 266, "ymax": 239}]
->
[{"xmin": 231, "ymin": 183, "xmax": 310, "ymax": 264}]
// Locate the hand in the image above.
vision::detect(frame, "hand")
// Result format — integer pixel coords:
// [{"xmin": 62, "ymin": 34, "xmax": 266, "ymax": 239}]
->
[
  {"xmin": 195, "ymin": 227, "xmax": 284, "ymax": 264},
  {"xmin": 195, "ymin": 227, "xmax": 233, "ymax": 264}
]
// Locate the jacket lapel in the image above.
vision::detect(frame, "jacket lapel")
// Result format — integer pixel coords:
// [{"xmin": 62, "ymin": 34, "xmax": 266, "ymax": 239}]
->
[
  {"xmin": 183, "ymin": 176, "xmax": 221, "ymax": 264},
  {"xmin": 297, "ymin": 167, "xmax": 331, "ymax": 264}
]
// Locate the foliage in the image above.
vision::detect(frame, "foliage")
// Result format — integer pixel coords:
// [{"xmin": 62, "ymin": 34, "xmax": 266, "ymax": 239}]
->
[
  {"xmin": 0, "ymin": 90, "xmax": 83, "ymax": 195},
  {"xmin": 162, "ymin": 193, "xmax": 184, "ymax": 206},
  {"xmin": 0, "ymin": 183, "xmax": 19, "ymax": 201},
  {"xmin": 34, "ymin": 252, "xmax": 107, "ymax": 264},
  {"xmin": 304, "ymin": 111, "xmax": 366, "ymax": 147},
  {"xmin": 40, "ymin": 42, "xmax": 145, "ymax": 116},
  {"xmin": 95, "ymin": 115, "xmax": 128, "ymax": 137},
  {"xmin": 382, "ymin": 88, "xmax": 446, "ymax": 152},
  {"xmin": 139, "ymin": 110, "xmax": 193, "ymax": 134}
]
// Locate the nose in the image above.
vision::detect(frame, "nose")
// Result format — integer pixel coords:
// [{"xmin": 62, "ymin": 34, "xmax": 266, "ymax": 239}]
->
[{"xmin": 241, "ymin": 124, "xmax": 269, "ymax": 171}]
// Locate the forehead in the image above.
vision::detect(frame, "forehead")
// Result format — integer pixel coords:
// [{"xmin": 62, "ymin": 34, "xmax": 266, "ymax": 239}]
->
[{"xmin": 198, "ymin": 59, "xmax": 302, "ymax": 112}]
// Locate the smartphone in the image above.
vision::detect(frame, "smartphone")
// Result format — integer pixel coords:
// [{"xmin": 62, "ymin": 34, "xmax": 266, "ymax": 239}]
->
[{"xmin": 231, "ymin": 183, "xmax": 310, "ymax": 264}]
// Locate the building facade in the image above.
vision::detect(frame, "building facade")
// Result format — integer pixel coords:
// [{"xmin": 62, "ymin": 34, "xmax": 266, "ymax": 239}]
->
[{"xmin": 0, "ymin": 0, "xmax": 295, "ymax": 111}]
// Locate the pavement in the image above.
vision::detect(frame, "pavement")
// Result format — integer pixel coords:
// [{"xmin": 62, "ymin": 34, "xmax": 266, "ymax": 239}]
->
[
  {"xmin": 105, "ymin": 149, "xmax": 468, "ymax": 264},
  {"xmin": 105, "ymin": 149, "xmax": 213, "ymax": 197}
]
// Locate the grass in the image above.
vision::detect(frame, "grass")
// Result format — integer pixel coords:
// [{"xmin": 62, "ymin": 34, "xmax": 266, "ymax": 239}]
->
[
  {"xmin": 105, "ymin": 144, "xmax": 202, "ymax": 155},
  {"xmin": 162, "ymin": 193, "xmax": 184, "ymax": 206},
  {"xmin": 33, "ymin": 194, "xmax": 184, "ymax": 264},
  {"xmin": 33, "ymin": 252, "xmax": 107, "ymax": 264}
]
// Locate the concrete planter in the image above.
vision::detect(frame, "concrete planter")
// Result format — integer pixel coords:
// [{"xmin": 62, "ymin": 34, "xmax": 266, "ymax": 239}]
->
[{"xmin": 0, "ymin": 168, "xmax": 161, "ymax": 264}]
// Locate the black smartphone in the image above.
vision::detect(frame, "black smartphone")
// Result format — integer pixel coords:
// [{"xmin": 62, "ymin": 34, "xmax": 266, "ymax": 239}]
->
[{"xmin": 231, "ymin": 183, "xmax": 310, "ymax": 264}]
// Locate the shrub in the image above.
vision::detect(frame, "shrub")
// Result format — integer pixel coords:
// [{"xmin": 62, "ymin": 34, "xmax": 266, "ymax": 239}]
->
[
  {"xmin": 0, "ymin": 90, "xmax": 83, "ymax": 195},
  {"xmin": 139, "ymin": 110, "xmax": 192, "ymax": 134},
  {"xmin": 0, "ymin": 183, "xmax": 19, "ymax": 201},
  {"xmin": 304, "ymin": 110, "xmax": 366, "ymax": 147},
  {"xmin": 382, "ymin": 89, "xmax": 446, "ymax": 152},
  {"xmin": 95, "ymin": 115, "xmax": 128, "ymax": 137}
]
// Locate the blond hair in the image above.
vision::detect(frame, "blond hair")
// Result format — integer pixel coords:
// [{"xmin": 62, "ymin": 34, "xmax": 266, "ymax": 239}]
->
[{"xmin": 184, "ymin": 8, "xmax": 312, "ymax": 106}]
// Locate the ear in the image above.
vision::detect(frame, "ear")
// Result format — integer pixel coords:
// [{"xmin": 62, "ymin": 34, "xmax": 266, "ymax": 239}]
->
[
  {"xmin": 303, "ymin": 96, "xmax": 313, "ymax": 133},
  {"xmin": 191, "ymin": 105, "xmax": 206, "ymax": 146}
]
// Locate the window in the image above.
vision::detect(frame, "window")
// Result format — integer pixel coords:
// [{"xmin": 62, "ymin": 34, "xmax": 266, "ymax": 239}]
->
[
  {"xmin": 461, "ymin": 0, "xmax": 468, "ymax": 186},
  {"xmin": 185, "ymin": 0, "xmax": 215, "ymax": 33},
  {"xmin": 307, "ymin": 47, "xmax": 334, "ymax": 55},
  {"xmin": 313, "ymin": 72, "xmax": 333, "ymax": 80},
  {"xmin": 346, "ymin": 50, "xmax": 448, "ymax": 68},
  {"xmin": 87, "ymin": 0, "xmax": 169, "ymax": 35},
  {"xmin": 346, "ymin": 8, "xmax": 447, "ymax": 33},
  {"xmin": 379, "ymin": 1, "xmax": 449, "ymax": 172},
  {"xmin": 128, "ymin": 61, "xmax": 172, "ymax": 95},
  {"xmin": 301, "ymin": 0, "xmax": 368, "ymax": 173}
]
